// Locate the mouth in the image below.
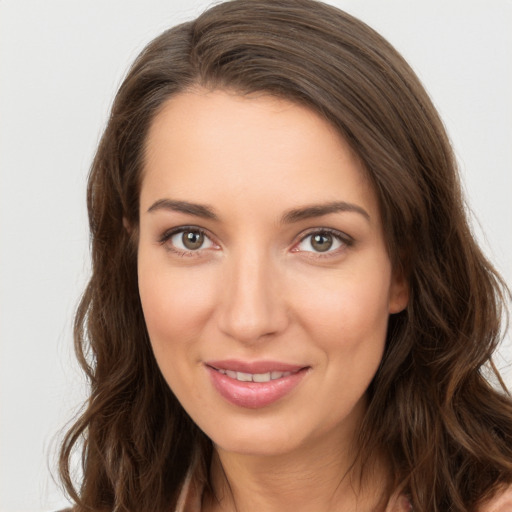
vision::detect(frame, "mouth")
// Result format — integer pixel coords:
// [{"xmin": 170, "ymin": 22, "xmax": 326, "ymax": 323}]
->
[
  {"xmin": 205, "ymin": 360, "xmax": 309, "ymax": 409},
  {"xmin": 212, "ymin": 369, "xmax": 295, "ymax": 383}
]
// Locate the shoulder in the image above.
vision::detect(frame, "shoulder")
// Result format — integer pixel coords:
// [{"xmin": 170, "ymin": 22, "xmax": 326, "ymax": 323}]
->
[{"xmin": 477, "ymin": 485, "xmax": 512, "ymax": 512}]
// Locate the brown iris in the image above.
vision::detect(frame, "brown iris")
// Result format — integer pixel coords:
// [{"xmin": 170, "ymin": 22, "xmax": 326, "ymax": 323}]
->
[
  {"xmin": 182, "ymin": 230, "xmax": 204, "ymax": 250},
  {"xmin": 310, "ymin": 233, "xmax": 333, "ymax": 252}
]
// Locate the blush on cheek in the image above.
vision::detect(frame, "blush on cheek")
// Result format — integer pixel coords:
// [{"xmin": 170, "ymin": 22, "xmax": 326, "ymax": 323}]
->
[
  {"xmin": 299, "ymin": 284, "xmax": 390, "ymax": 357},
  {"xmin": 139, "ymin": 268, "xmax": 218, "ymax": 349}
]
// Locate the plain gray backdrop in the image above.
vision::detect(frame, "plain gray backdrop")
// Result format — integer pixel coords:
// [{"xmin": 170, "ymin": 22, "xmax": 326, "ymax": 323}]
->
[{"xmin": 1, "ymin": 1, "xmax": 511, "ymax": 511}]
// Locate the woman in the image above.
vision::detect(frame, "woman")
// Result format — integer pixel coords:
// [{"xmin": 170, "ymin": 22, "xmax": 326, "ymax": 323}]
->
[{"xmin": 59, "ymin": 0, "xmax": 512, "ymax": 510}]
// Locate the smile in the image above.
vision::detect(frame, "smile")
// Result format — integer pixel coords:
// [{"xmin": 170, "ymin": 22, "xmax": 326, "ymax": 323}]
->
[
  {"xmin": 216, "ymin": 369, "xmax": 293, "ymax": 382},
  {"xmin": 205, "ymin": 360, "xmax": 309, "ymax": 409}
]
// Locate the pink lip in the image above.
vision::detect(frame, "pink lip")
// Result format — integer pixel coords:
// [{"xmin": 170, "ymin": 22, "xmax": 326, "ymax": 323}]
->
[
  {"xmin": 205, "ymin": 360, "xmax": 309, "ymax": 409},
  {"xmin": 206, "ymin": 359, "xmax": 304, "ymax": 374}
]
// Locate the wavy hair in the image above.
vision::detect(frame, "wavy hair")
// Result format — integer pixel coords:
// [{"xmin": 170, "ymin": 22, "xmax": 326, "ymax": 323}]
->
[{"xmin": 59, "ymin": 1, "xmax": 512, "ymax": 510}]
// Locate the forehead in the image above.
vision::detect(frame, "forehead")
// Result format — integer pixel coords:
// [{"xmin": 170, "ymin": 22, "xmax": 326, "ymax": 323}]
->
[{"xmin": 141, "ymin": 89, "xmax": 378, "ymax": 223}]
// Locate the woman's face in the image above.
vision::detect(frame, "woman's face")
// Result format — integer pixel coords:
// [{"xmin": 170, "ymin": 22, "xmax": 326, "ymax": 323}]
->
[{"xmin": 138, "ymin": 89, "xmax": 408, "ymax": 457}]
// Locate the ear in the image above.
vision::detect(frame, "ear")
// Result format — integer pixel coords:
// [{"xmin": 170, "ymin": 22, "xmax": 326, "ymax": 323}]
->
[
  {"xmin": 388, "ymin": 269, "xmax": 409, "ymax": 314},
  {"xmin": 123, "ymin": 217, "xmax": 132, "ymax": 234}
]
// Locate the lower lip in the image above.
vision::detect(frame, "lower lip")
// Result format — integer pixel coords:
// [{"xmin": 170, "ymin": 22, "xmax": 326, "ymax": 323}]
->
[{"xmin": 206, "ymin": 366, "xmax": 308, "ymax": 409}]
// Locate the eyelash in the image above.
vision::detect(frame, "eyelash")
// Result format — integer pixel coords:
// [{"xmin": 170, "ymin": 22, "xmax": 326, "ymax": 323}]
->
[
  {"xmin": 292, "ymin": 228, "xmax": 354, "ymax": 258},
  {"xmin": 158, "ymin": 226, "xmax": 353, "ymax": 257},
  {"xmin": 159, "ymin": 226, "xmax": 217, "ymax": 257}
]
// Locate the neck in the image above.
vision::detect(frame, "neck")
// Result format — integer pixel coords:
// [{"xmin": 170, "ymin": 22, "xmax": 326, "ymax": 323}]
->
[{"xmin": 204, "ymin": 430, "xmax": 389, "ymax": 512}]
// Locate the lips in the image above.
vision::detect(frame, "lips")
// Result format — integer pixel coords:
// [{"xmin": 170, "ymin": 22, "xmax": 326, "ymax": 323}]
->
[
  {"xmin": 206, "ymin": 360, "xmax": 309, "ymax": 409},
  {"xmin": 215, "ymin": 369, "xmax": 294, "ymax": 383}
]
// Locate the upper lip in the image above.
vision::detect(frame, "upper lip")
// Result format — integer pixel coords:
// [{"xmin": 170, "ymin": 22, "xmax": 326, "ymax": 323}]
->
[{"xmin": 205, "ymin": 359, "xmax": 307, "ymax": 374}]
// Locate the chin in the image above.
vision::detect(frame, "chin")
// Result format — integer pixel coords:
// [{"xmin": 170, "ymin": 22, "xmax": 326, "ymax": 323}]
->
[
  {"xmin": 213, "ymin": 435, "xmax": 301, "ymax": 458},
  {"xmin": 199, "ymin": 415, "xmax": 301, "ymax": 457}
]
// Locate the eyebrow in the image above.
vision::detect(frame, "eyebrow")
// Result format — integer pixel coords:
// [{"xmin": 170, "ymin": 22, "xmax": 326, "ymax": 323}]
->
[
  {"xmin": 281, "ymin": 201, "xmax": 370, "ymax": 223},
  {"xmin": 147, "ymin": 199, "xmax": 218, "ymax": 220},
  {"xmin": 146, "ymin": 198, "xmax": 370, "ymax": 223}
]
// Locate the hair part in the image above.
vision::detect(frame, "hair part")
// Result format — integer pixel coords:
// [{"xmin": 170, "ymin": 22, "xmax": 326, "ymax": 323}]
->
[{"xmin": 60, "ymin": 1, "xmax": 512, "ymax": 511}]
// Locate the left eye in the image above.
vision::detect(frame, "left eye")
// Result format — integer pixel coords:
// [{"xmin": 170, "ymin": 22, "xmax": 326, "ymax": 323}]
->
[
  {"xmin": 295, "ymin": 231, "xmax": 346, "ymax": 253},
  {"xmin": 169, "ymin": 229, "xmax": 215, "ymax": 252}
]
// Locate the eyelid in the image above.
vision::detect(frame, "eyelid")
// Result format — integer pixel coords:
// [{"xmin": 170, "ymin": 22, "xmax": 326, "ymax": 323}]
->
[
  {"xmin": 158, "ymin": 225, "xmax": 219, "ymax": 255},
  {"xmin": 158, "ymin": 225, "xmax": 352, "ymax": 257},
  {"xmin": 291, "ymin": 227, "xmax": 354, "ymax": 254}
]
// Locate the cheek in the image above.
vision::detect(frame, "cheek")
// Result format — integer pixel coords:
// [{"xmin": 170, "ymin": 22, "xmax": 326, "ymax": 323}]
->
[
  {"xmin": 294, "ymin": 262, "xmax": 392, "ymax": 352},
  {"xmin": 137, "ymin": 255, "xmax": 219, "ymax": 408},
  {"xmin": 137, "ymin": 252, "xmax": 217, "ymax": 353}
]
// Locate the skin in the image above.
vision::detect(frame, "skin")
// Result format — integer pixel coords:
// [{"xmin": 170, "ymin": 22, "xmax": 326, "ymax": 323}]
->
[{"xmin": 137, "ymin": 89, "xmax": 409, "ymax": 511}]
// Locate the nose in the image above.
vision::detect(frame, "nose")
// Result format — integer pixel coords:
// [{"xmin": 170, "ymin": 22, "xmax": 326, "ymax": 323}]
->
[{"xmin": 217, "ymin": 249, "xmax": 289, "ymax": 344}]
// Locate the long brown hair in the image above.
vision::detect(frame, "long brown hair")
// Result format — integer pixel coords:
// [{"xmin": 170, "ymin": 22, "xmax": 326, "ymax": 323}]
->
[{"xmin": 59, "ymin": 1, "xmax": 512, "ymax": 510}]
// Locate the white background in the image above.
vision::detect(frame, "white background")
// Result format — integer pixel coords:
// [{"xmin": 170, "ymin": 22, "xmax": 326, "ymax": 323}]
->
[{"xmin": 1, "ymin": 1, "xmax": 511, "ymax": 511}]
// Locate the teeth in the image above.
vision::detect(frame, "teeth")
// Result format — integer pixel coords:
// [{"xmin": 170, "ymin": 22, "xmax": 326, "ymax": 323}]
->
[
  {"xmin": 218, "ymin": 369, "xmax": 293, "ymax": 382},
  {"xmin": 272, "ymin": 371, "xmax": 290, "ymax": 379},
  {"xmin": 236, "ymin": 372, "xmax": 253, "ymax": 382},
  {"xmin": 253, "ymin": 372, "xmax": 271, "ymax": 383}
]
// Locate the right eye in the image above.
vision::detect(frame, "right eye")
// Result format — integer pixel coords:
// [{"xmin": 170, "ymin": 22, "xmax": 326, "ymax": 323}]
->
[{"xmin": 160, "ymin": 227, "xmax": 217, "ymax": 255}]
